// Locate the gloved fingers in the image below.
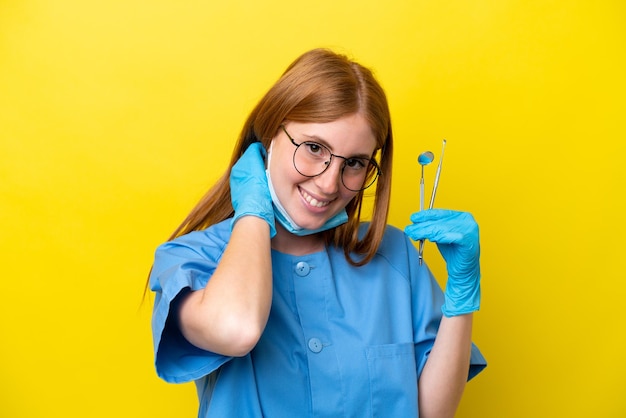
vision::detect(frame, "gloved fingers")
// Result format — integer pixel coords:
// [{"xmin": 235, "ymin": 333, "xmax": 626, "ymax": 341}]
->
[
  {"xmin": 405, "ymin": 222, "xmax": 476, "ymax": 244},
  {"xmin": 231, "ymin": 142, "xmax": 267, "ymax": 178},
  {"xmin": 405, "ymin": 209, "xmax": 479, "ymax": 245},
  {"xmin": 229, "ymin": 141, "xmax": 276, "ymax": 237},
  {"xmin": 404, "ymin": 224, "xmax": 459, "ymax": 243},
  {"xmin": 243, "ymin": 141, "xmax": 267, "ymax": 159},
  {"xmin": 409, "ymin": 208, "xmax": 474, "ymax": 224}
]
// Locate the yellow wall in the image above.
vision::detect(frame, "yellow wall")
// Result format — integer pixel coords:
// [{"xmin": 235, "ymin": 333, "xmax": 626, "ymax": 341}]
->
[{"xmin": 1, "ymin": 1, "xmax": 624, "ymax": 416}]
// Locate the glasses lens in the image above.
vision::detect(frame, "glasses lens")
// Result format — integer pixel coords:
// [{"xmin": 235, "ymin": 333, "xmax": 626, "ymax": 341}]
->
[
  {"xmin": 342, "ymin": 159, "xmax": 379, "ymax": 191},
  {"xmin": 293, "ymin": 142, "xmax": 380, "ymax": 192},
  {"xmin": 293, "ymin": 142, "xmax": 332, "ymax": 177}
]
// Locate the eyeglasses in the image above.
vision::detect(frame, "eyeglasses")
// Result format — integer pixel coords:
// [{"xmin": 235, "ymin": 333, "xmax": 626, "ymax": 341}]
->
[{"xmin": 281, "ymin": 125, "xmax": 381, "ymax": 192}]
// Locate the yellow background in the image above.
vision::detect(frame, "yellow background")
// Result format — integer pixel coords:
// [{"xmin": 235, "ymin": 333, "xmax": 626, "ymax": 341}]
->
[{"xmin": 1, "ymin": 1, "xmax": 625, "ymax": 416}]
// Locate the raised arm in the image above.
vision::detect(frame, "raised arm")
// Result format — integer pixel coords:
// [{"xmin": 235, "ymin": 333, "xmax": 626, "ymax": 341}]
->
[{"xmin": 177, "ymin": 143, "xmax": 276, "ymax": 357}]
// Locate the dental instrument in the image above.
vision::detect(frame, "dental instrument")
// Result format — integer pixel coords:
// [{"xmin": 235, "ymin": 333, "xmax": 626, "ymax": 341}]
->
[
  {"xmin": 417, "ymin": 151, "xmax": 434, "ymax": 265},
  {"xmin": 418, "ymin": 139, "xmax": 447, "ymax": 264}
]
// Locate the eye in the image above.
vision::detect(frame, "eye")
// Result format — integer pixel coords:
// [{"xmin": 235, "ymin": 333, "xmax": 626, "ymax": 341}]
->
[
  {"xmin": 303, "ymin": 142, "xmax": 328, "ymax": 158},
  {"xmin": 344, "ymin": 158, "xmax": 368, "ymax": 171}
]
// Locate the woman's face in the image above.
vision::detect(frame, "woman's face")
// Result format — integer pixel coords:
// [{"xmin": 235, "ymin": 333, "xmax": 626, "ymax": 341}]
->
[{"xmin": 268, "ymin": 113, "xmax": 377, "ymax": 232}]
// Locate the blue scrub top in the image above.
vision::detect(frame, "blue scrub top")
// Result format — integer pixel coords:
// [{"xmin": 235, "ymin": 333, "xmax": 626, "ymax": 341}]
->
[{"xmin": 150, "ymin": 220, "xmax": 486, "ymax": 417}]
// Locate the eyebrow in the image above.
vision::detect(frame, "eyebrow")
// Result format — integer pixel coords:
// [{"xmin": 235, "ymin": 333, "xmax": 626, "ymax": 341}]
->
[{"xmin": 300, "ymin": 133, "xmax": 374, "ymax": 160}]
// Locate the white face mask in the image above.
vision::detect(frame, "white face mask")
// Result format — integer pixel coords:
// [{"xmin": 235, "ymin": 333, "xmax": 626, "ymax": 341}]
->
[{"xmin": 265, "ymin": 142, "xmax": 348, "ymax": 236}]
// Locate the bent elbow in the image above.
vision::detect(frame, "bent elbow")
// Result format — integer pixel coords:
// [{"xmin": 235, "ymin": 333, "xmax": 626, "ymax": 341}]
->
[
  {"xmin": 181, "ymin": 312, "xmax": 265, "ymax": 357},
  {"xmin": 222, "ymin": 322, "xmax": 263, "ymax": 357}
]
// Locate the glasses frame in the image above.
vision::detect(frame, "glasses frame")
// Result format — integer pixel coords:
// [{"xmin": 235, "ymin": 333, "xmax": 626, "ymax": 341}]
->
[{"xmin": 280, "ymin": 125, "xmax": 381, "ymax": 192}]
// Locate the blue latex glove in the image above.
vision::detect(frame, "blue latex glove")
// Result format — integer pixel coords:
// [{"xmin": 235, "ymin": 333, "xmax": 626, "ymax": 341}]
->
[
  {"xmin": 404, "ymin": 209, "xmax": 481, "ymax": 317},
  {"xmin": 230, "ymin": 142, "xmax": 276, "ymax": 237}
]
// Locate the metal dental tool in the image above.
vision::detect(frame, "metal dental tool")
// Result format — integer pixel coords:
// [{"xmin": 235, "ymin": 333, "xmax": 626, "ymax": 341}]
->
[
  {"xmin": 429, "ymin": 139, "xmax": 446, "ymax": 210},
  {"xmin": 418, "ymin": 139, "xmax": 447, "ymax": 264},
  {"xmin": 417, "ymin": 151, "xmax": 434, "ymax": 265}
]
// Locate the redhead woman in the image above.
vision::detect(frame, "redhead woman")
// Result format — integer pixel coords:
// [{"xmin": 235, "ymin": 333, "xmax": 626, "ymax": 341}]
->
[{"xmin": 149, "ymin": 48, "xmax": 486, "ymax": 417}]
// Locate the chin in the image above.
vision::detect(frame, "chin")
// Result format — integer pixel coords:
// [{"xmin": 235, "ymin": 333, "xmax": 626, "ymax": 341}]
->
[{"xmin": 297, "ymin": 220, "xmax": 326, "ymax": 231}]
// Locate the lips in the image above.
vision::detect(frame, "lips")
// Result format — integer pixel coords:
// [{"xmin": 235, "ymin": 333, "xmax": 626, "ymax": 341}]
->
[{"xmin": 300, "ymin": 188, "xmax": 331, "ymax": 208}]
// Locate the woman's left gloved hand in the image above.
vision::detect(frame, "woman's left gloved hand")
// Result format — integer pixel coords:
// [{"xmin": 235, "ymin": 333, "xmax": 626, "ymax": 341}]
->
[{"xmin": 404, "ymin": 209, "xmax": 481, "ymax": 317}]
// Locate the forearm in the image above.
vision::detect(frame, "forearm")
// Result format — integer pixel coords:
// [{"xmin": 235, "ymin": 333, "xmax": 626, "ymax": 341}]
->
[
  {"xmin": 418, "ymin": 313, "xmax": 473, "ymax": 418},
  {"xmin": 178, "ymin": 216, "xmax": 273, "ymax": 356}
]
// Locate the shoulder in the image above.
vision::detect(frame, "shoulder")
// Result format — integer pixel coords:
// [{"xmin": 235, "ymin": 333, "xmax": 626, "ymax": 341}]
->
[
  {"xmin": 350, "ymin": 223, "xmax": 426, "ymax": 287},
  {"xmin": 358, "ymin": 222, "xmax": 415, "ymax": 263},
  {"xmin": 153, "ymin": 219, "xmax": 232, "ymax": 265},
  {"xmin": 150, "ymin": 219, "xmax": 232, "ymax": 292}
]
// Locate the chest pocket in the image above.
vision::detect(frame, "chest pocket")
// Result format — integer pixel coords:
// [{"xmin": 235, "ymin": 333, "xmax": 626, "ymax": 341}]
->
[{"xmin": 366, "ymin": 342, "xmax": 419, "ymax": 417}]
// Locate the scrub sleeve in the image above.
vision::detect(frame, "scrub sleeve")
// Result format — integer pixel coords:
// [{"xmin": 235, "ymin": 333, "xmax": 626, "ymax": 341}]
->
[{"xmin": 149, "ymin": 224, "xmax": 233, "ymax": 383}]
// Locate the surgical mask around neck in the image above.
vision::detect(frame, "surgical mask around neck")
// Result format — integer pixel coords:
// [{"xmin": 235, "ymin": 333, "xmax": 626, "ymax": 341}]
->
[{"xmin": 265, "ymin": 142, "xmax": 348, "ymax": 236}]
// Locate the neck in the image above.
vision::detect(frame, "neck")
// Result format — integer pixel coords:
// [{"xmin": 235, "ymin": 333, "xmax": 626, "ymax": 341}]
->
[{"xmin": 271, "ymin": 223, "xmax": 326, "ymax": 255}]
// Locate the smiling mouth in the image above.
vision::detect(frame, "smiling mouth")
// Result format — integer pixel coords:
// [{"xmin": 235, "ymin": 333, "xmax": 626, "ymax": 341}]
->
[{"xmin": 300, "ymin": 188, "xmax": 331, "ymax": 208}]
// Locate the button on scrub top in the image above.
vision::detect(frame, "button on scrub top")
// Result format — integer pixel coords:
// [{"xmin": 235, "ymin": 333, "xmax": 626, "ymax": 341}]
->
[{"xmin": 150, "ymin": 220, "xmax": 486, "ymax": 417}]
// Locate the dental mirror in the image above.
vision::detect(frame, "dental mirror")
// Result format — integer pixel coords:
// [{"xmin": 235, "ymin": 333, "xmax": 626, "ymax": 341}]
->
[
  {"xmin": 417, "ymin": 151, "xmax": 434, "ymax": 265},
  {"xmin": 418, "ymin": 151, "xmax": 434, "ymax": 166},
  {"xmin": 418, "ymin": 151, "xmax": 434, "ymax": 211}
]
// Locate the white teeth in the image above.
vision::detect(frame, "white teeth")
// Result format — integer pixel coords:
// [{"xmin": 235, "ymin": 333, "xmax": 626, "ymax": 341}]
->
[{"xmin": 302, "ymin": 190, "xmax": 330, "ymax": 208}]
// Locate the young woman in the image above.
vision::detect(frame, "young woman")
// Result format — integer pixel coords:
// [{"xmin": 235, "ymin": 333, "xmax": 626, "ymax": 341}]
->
[{"xmin": 149, "ymin": 48, "xmax": 486, "ymax": 417}]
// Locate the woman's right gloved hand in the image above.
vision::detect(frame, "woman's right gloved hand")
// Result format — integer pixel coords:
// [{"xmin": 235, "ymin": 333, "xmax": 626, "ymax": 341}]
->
[{"xmin": 229, "ymin": 142, "xmax": 276, "ymax": 237}]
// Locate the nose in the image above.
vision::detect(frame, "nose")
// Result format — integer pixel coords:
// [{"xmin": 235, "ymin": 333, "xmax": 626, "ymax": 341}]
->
[{"xmin": 313, "ymin": 158, "xmax": 343, "ymax": 193}]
